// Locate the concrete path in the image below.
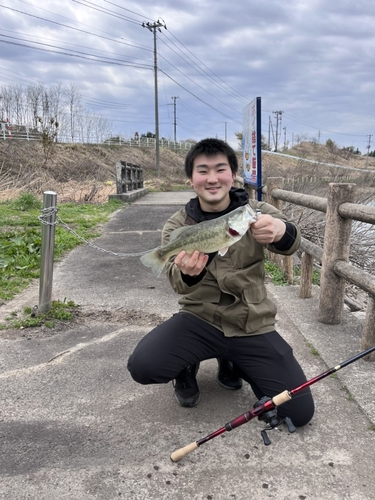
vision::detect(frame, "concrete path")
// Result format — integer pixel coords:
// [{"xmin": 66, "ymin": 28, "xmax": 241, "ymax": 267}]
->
[{"xmin": 0, "ymin": 191, "xmax": 374, "ymax": 500}]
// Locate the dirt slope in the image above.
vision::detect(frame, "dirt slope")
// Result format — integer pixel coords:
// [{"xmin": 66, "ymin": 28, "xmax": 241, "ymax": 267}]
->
[{"xmin": 1, "ymin": 139, "xmax": 374, "ymax": 203}]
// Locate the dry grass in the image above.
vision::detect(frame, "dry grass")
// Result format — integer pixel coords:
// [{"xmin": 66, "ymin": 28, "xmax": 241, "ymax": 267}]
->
[
  {"xmin": 0, "ymin": 140, "xmax": 187, "ymax": 203},
  {"xmin": 1, "ymin": 139, "xmax": 374, "ymax": 203}
]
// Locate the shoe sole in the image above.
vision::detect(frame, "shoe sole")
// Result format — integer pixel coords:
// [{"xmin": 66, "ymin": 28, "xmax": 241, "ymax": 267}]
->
[
  {"xmin": 217, "ymin": 378, "xmax": 243, "ymax": 391},
  {"xmin": 174, "ymin": 390, "xmax": 201, "ymax": 408}
]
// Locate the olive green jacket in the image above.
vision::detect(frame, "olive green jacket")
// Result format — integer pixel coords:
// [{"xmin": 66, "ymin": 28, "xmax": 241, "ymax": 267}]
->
[{"xmin": 163, "ymin": 199, "xmax": 301, "ymax": 337}]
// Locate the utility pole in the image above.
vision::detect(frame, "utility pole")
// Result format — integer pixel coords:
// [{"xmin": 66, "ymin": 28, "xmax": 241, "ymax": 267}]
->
[
  {"xmin": 272, "ymin": 110, "xmax": 283, "ymax": 151},
  {"xmin": 283, "ymin": 126, "xmax": 287, "ymax": 150},
  {"xmin": 142, "ymin": 19, "xmax": 166, "ymax": 176},
  {"xmin": 366, "ymin": 134, "xmax": 372, "ymax": 168},
  {"xmin": 269, "ymin": 116, "xmax": 275, "ymax": 151},
  {"xmin": 268, "ymin": 116, "xmax": 271, "ymax": 149},
  {"xmin": 171, "ymin": 96, "xmax": 179, "ymax": 142}
]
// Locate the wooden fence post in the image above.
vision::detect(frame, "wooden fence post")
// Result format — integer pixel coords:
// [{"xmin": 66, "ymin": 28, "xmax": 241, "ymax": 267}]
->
[
  {"xmin": 266, "ymin": 177, "xmax": 284, "ymax": 210},
  {"xmin": 318, "ymin": 183, "xmax": 355, "ymax": 324},
  {"xmin": 266, "ymin": 177, "xmax": 293, "ymax": 281},
  {"xmin": 299, "ymin": 252, "xmax": 314, "ymax": 298}
]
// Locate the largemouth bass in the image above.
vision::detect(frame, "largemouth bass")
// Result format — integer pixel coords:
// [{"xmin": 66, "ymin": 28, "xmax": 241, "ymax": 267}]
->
[{"xmin": 140, "ymin": 204, "xmax": 257, "ymax": 277}]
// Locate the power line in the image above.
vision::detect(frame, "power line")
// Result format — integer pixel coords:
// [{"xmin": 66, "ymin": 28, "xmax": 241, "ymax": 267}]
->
[
  {"xmin": 160, "ymin": 69, "xmax": 242, "ymax": 124},
  {"xmin": 102, "ymin": 0, "xmax": 154, "ymax": 22},
  {"xmin": 163, "ymin": 29, "xmax": 250, "ymax": 104},
  {"xmin": 71, "ymin": 0, "xmax": 143, "ymax": 25},
  {"xmin": 157, "ymin": 51, "xmax": 242, "ymax": 117},
  {"xmin": 0, "ymin": 33, "xmax": 152, "ymax": 69},
  {"xmin": 1, "ymin": 28, "xmax": 151, "ymax": 66},
  {"xmin": 0, "ymin": 38, "xmax": 151, "ymax": 69},
  {"xmin": 0, "ymin": 4, "xmax": 152, "ymax": 52},
  {"xmin": 159, "ymin": 31, "xmax": 248, "ymax": 106}
]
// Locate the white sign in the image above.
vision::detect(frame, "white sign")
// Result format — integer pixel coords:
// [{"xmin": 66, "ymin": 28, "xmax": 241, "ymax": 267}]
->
[{"xmin": 242, "ymin": 97, "xmax": 261, "ymax": 189}]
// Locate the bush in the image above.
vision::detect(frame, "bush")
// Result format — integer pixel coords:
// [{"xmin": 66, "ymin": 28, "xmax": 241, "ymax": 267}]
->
[{"xmin": 12, "ymin": 192, "xmax": 42, "ymax": 211}]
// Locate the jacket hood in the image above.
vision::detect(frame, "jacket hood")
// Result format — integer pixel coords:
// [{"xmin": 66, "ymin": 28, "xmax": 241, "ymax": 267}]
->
[{"xmin": 185, "ymin": 187, "xmax": 249, "ymax": 224}]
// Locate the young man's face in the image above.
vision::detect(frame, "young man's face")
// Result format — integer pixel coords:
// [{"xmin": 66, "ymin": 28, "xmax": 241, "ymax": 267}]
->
[{"xmin": 190, "ymin": 153, "xmax": 236, "ymax": 212}]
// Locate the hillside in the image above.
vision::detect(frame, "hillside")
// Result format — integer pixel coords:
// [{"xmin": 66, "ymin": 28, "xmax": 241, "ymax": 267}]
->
[{"xmin": 1, "ymin": 139, "xmax": 374, "ymax": 203}]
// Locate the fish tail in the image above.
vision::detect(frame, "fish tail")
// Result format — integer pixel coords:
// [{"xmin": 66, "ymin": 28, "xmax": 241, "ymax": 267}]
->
[{"xmin": 140, "ymin": 248, "xmax": 167, "ymax": 277}]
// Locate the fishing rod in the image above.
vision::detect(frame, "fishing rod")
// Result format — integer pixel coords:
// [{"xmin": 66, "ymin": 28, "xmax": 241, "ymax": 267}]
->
[{"xmin": 170, "ymin": 344, "xmax": 375, "ymax": 462}]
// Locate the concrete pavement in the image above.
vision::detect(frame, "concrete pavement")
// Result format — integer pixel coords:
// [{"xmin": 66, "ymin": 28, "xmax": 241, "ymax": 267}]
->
[{"xmin": 0, "ymin": 191, "xmax": 374, "ymax": 500}]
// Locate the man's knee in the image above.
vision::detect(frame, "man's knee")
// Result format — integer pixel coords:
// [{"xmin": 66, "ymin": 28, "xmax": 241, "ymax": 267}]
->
[
  {"xmin": 127, "ymin": 347, "xmax": 168, "ymax": 385},
  {"xmin": 278, "ymin": 388, "xmax": 315, "ymax": 427},
  {"xmin": 127, "ymin": 351, "xmax": 154, "ymax": 384}
]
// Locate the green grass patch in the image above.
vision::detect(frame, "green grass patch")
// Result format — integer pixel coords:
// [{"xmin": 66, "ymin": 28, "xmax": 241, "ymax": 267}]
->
[
  {"xmin": 0, "ymin": 299, "xmax": 79, "ymax": 330},
  {"xmin": 264, "ymin": 259, "xmax": 289, "ymax": 286},
  {"xmin": 307, "ymin": 343, "xmax": 320, "ymax": 357},
  {"xmin": 0, "ymin": 193, "xmax": 122, "ymax": 301},
  {"xmin": 264, "ymin": 258, "xmax": 321, "ymax": 287}
]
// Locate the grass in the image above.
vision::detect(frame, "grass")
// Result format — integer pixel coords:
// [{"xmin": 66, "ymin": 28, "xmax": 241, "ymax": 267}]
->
[
  {"xmin": 0, "ymin": 192, "xmax": 122, "ymax": 302},
  {"xmin": 264, "ymin": 258, "xmax": 321, "ymax": 287},
  {"xmin": 264, "ymin": 259, "xmax": 290, "ymax": 285},
  {"xmin": 307, "ymin": 343, "xmax": 320, "ymax": 357},
  {"xmin": 0, "ymin": 299, "xmax": 79, "ymax": 330}
]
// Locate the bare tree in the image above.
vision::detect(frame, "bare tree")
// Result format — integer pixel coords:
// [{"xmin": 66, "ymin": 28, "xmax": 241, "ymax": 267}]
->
[
  {"xmin": 27, "ymin": 83, "xmax": 45, "ymax": 128},
  {"xmin": 64, "ymin": 82, "xmax": 82, "ymax": 142}
]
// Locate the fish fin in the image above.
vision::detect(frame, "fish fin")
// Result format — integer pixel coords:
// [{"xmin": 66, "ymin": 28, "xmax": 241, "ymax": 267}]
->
[
  {"xmin": 218, "ymin": 247, "xmax": 229, "ymax": 256},
  {"xmin": 140, "ymin": 249, "xmax": 166, "ymax": 277},
  {"xmin": 169, "ymin": 225, "xmax": 191, "ymax": 242}
]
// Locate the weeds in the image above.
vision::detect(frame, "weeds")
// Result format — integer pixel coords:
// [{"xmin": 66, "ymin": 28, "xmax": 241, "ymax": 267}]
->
[
  {"xmin": 264, "ymin": 259, "xmax": 289, "ymax": 286},
  {"xmin": 12, "ymin": 192, "xmax": 42, "ymax": 211},
  {"xmin": 307, "ymin": 343, "xmax": 320, "ymax": 357},
  {"xmin": 0, "ymin": 193, "xmax": 122, "ymax": 301},
  {"xmin": 0, "ymin": 299, "xmax": 79, "ymax": 330}
]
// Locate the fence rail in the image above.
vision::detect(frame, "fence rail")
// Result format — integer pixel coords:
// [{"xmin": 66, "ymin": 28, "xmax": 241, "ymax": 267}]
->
[
  {"xmin": 236, "ymin": 176, "xmax": 375, "ymax": 360},
  {"xmin": 0, "ymin": 124, "xmax": 193, "ymax": 150},
  {"xmin": 115, "ymin": 162, "xmax": 143, "ymax": 193}
]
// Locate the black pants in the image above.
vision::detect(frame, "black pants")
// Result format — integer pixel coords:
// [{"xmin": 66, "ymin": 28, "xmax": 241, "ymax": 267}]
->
[{"xmin": 127, "ymin": 312, "xmax": 314, "ymax": 427}]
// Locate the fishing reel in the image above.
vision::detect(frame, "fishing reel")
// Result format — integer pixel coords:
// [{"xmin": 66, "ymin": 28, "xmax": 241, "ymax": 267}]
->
[{"xmin": 253, "ymin": 396, "xmax": 296, "ymax": 446}]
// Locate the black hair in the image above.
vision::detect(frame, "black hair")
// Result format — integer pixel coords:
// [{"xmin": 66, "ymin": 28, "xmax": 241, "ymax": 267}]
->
[{"xmin": 184, "ymin": 138, "xmax": 238, "ymax": 178}]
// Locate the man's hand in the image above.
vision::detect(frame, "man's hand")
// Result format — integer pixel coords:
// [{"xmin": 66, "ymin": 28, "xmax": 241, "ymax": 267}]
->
[
  {"xmin": 174, "ymin": 250, "xmax": 209, "ymax": 276},
  {"xmin": 250, "ymin": 214, "xmax": 286, "ymax": 244}
]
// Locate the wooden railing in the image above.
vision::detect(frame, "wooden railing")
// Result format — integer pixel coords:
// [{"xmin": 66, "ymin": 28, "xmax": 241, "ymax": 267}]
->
[
  {"xmin": 115, "ymin": 161, "xmax": 144, "ymax": 194},
  {"xmin": 235, "ymin": 176, "xmax": 375, "ymax": 361}
]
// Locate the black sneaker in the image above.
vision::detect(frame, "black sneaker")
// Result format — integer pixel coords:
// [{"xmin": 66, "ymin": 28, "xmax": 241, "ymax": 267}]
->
[
  {"xmin": 173, "ymin": 364, "xmax": 201, "ymax": 407},
  {"xmin": 217, "ymin": 359, "xmax": 243, "ymax": 390}
]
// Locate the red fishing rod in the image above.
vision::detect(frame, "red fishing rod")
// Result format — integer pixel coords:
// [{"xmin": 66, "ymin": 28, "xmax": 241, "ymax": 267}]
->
[{"xmin": 170, "ymin": 344, "xmax": 375, "ymax": 462}]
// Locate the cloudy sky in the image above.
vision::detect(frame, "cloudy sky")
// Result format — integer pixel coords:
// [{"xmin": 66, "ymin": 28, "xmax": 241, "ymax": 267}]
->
[{"xmin": 1, "ymin": 0, "xmax": 374, "ymax": 153}]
